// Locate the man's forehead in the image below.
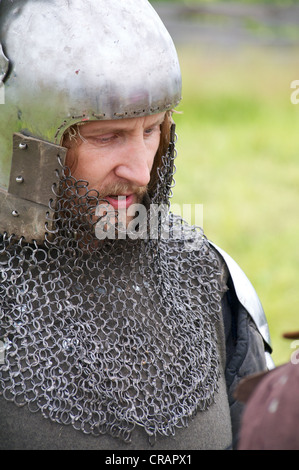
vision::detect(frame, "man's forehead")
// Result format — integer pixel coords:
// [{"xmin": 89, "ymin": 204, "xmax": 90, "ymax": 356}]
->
[{"xmin": 78, "ymin": 112, "xmax": 166, "ymax": 135}]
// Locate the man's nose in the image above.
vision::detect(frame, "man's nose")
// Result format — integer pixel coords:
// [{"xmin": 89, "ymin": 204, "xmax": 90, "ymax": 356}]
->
[{"xmin": 114, "ymin": 137, "xmax": 152, "ymax": 187}]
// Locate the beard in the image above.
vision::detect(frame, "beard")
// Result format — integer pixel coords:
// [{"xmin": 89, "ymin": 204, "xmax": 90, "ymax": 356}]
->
[
  {"xmin": 58, "ymin": 177, "xmax": 149, "ymax": 244},
  {"xmin": 94, "ymin": 182, "xmax": 149, "ymax": 239}
]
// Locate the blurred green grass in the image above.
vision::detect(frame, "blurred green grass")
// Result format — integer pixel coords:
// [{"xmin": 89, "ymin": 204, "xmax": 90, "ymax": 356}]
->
[{"xmin": 171, "ymin": 45, "xmax": 299, "ymax": 365}]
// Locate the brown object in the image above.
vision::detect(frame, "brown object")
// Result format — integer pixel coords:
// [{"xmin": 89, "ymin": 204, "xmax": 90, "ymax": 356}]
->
[
  {"xmin": 234, "ymin": 370, "xmax": 272, "ymax": 404},
  {"xmin": 282, "ymin": 331, "xmax": 299, "ymax": 340},
  {"xmin": 238, "ymin": 361, "xmax": 299, "ymax": 450}
]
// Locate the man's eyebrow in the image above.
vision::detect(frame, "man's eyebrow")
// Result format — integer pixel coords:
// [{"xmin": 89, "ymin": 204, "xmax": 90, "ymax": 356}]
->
[
  {"xmin": 82, "ymin": 115, "xmax": 166, "ymax": 136},
  {"xmin": 148, "ymin": 115, "xmax": 166, "ymax": 127},
  {"xmin": 82, "ymin": 126, "xmax": 122, "ymax": 136}
]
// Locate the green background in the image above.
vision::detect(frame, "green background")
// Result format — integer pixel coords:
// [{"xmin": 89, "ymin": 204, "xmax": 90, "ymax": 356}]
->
[{"xmin": 151, "ymin": 1, "xmax": 299, "ymax": 365}]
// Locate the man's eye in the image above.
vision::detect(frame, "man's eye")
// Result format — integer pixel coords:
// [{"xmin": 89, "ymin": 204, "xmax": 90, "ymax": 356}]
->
[
  {"xmin": 144, "ymin": 125, "xmax": 159, "ymax": 136},
  {"xmin": 91, "ymin": 134, "xmax": 117, "ymax": 144},
  {"xmin": 144, "ymin": 128, "xmax": 153, "ymax": 135}
]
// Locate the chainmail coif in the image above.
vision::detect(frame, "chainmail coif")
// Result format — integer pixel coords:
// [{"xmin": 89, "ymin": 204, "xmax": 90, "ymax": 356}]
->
[{"xmin": 0, "ymin": 131, "xmax": 226, "ymax": 444}]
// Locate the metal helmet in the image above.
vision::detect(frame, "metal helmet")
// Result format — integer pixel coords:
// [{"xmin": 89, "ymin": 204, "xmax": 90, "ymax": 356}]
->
[{"xmin": 0, "ymin": 0, "xmax": 182, "ymax": 241}]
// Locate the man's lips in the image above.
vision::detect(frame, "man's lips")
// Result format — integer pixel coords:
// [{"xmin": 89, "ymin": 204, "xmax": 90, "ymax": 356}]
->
[{"xmin": 103, "ymin": 194, "xmax": 135, "ymax": 210}]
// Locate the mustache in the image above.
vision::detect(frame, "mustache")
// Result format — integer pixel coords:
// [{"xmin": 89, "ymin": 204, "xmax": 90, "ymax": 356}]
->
[
  {"xmin": 60, "ymin": 180, "xmax": 148, "ymax": 211},
  {"xmin": 98, "ymin": 182, "xmax": 148, "ymax": 199}
]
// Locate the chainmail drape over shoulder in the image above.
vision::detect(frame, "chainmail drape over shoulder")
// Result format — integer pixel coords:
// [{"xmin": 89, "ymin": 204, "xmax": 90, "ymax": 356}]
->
[{"xmin": 0, "ymin": 135, "xmax": 226, "ymax": 443}]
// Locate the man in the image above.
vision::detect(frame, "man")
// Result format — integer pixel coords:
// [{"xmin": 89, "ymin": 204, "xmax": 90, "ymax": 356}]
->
[{"xmin": 0, "ymin": 0, "xmax": 272, "ymax": 450}]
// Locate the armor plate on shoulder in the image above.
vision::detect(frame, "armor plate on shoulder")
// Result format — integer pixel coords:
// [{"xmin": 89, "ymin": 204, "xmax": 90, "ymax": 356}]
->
[{"xmin": 209, "ymin": 241, "xmax": 274, "ymax": 368}]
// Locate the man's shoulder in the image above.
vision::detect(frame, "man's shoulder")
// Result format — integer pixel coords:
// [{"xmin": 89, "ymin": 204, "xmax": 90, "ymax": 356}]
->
[{"xmin": 208, "ymin": 241, "xmax": 272, "ymax": 356}]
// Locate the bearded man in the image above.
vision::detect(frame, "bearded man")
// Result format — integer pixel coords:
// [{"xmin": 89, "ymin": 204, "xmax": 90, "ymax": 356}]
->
[{"xmin": 0, "ymin": 0, "xmax": 272, "ymax": 450}]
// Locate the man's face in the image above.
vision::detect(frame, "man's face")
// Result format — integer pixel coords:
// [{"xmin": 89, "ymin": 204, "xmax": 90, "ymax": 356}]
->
[
  {"xmin": 66, "ymin": 112, "xmax": 165, "ymax": 235},
  {"xmin": 65, "ymin": 112, "xmax": 165, "ymax": 228}
]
